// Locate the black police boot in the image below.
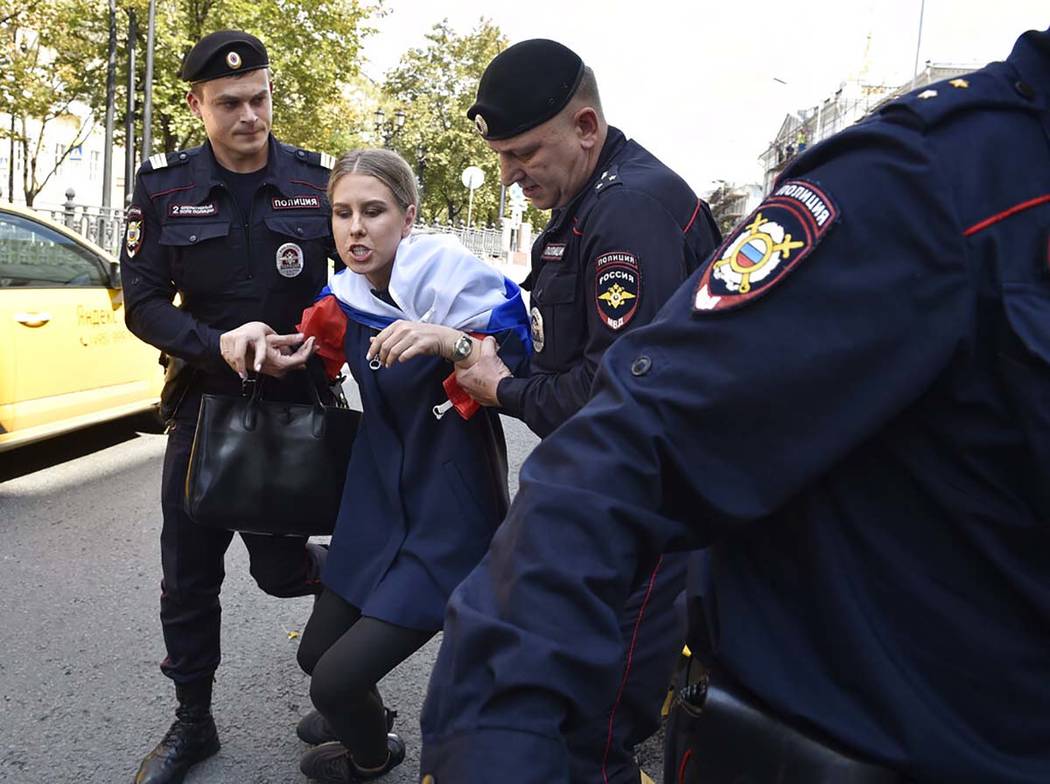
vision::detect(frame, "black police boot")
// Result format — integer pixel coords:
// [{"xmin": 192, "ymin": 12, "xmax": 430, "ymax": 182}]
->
[
  {"xmin": 133, "ymin": 679, "xmax": 221, "ymax": 784},
  {"xmin": 299, "ymin": 733, "xmax": 405, "ymax": 783},
  {"xmin": 296, "ymin": 706, "xmax": 396, "ymax": 746}
]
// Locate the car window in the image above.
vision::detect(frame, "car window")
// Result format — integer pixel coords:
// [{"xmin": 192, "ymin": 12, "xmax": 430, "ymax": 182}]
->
[{"xmin": 0, "ymin": 213, "xmax": 107, "ymax": 288}]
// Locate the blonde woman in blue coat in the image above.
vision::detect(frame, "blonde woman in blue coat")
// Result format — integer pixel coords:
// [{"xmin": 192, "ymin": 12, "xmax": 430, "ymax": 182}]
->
[{"xmin": 288, "ymin": 149, "xmax": 530, "ymax": 783}]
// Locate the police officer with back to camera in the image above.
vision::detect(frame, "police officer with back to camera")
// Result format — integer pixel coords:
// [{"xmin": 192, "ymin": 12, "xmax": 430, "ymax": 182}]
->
[
  {"xmin": 421, "ymin": 26, "xmax": 1050, "ymax": 784},
  {"xmin": 451, "ymin": 39, "xmax": 721, "ymax": 784},
  {"xmin": 121, "ymin": 30, "xmax": 337, "ymax": 784}
]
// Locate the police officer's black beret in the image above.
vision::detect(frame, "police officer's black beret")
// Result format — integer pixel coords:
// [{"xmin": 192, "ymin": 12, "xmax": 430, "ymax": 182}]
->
[
  {"xmin": 178, "ymin": 30, "xmax": 269, "ymax": 83},
  {"xmin": 467, "ymin": 39, "xmax": 585, "ymax": 141}
]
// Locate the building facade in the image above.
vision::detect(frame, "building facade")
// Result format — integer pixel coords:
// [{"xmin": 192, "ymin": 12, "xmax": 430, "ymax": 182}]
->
[
  {"xmin": 1, "ymin": 104, "xmax": 127, "ymax": 211},
  {"xmin": 759, "ymin": 62, "xmax": 977, "ymax": 193}
]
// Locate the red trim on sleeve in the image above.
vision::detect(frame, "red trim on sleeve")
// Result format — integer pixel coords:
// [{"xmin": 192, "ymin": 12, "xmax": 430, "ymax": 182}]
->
[
  {"xmin": 682, "ymin": 198, "xmax": 702, "ymax": 233},
  {"xmin": 571, "ymin": 217, "xmax": 584, "ymax": 237},
  {"xmin": 963, "ymin": 194, "xmax": 1050, "ymax": 237},
  {"xmin": 601, "ymin": 556, "xmax": 664, "ymax": 783},
  {"xmin": 677, "ymin": 749, "xmax": 694, "ymax": 784}
]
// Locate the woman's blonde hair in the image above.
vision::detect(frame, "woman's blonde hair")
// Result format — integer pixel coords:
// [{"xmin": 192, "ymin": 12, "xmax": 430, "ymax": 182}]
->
[{"xmin": 327, "ymin": 148, "xmax": 419, "ymax": 213}]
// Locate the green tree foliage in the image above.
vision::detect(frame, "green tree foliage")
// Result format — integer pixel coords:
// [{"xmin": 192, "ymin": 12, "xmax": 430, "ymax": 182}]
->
[
  {"xmin": 0, "ymin": 0, "xmax": 101, "ymax": 205},
  {"xmin": 81, "ymin": 0, "xmax": 382, "ymax": 155},
  {"xmin": 2, "ymin": 0, "xmax": 381, "ymax": 204},
  {"xmin": 381, "ymin": 19, "xmax": 548, "ymax": 229}
]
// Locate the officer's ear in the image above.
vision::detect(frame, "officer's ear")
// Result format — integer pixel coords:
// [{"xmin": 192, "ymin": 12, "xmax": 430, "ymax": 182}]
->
[
  {"xmin": 572, "ymin": 107, "xmax": 600, "ymax": 150},
  {"xmin": 186, "ymin": 86, "xmax": 203, "ymax": 118}
]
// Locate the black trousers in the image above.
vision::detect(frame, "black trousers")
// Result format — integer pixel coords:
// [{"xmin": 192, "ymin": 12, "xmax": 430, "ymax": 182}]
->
[
  {"xmin": 158, "ymin": 407, "xmax": 325, "ymax": 685},
  {"xmin": 298, "ymin": 590, "xmax": 433, "ymax": 768},
  {"xmin": 567, "ymin": 551, "xmax": 687, "ymax": 784}
]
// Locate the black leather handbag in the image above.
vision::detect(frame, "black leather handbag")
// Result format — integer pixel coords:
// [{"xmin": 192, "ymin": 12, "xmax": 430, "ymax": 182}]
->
[{"xmin": 184, "ymin": 370, "xmax": 359, "ymax": 536}]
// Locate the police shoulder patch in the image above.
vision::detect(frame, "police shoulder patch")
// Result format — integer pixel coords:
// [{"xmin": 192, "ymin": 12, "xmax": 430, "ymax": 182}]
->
[
  {"xmin": 693, "ymin": 178, "xmax": 838, "ymax": 313},
  {"xmin": 125, "ymin": 206, "xmax": 144, "ymax": 258},
  {"xmin": 594, "ymin": 251, "xmax": 640, "ymax": 330}
]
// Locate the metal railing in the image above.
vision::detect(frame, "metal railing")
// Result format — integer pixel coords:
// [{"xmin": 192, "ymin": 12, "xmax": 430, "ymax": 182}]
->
[
  {"xmin": 414, "ymin": 220, "xmax": 505, "ymax": 260},
  {"xmin": 34, "ymin": 189, "xmax": 125, "ymax": 257},
  {"xmin": 32, "ymin": 193, "xmax": 509, "ymax": 264}
]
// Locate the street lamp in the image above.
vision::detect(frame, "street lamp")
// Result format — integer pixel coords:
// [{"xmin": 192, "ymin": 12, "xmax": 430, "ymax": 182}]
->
[
  {"xmin": 416, "ymin": 144, "xmax": 427, "ymax": 205},
  {"xmin": 374, "ymin": 107, "xmax": 405, "ymax": 148}
]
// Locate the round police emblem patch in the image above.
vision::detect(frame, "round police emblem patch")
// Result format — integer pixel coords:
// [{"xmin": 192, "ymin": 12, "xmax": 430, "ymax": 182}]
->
[
  {"xmin": 594, "ymin": 251, "xmax": 640, "ymax": 330},
  {"xmin": 694, "ymin": 179, "xmax": 838, "ymax": 313},
  {"xmin": 530, "ymin": 306, "xmax": 545, "ymax": 353},
  {"xmin": 276, "ymin": 242, "xmax": 304, "ymax": 278},
  {"xmin": 226, "ymin": 51, "xmax": 242, "ymax": 69}
]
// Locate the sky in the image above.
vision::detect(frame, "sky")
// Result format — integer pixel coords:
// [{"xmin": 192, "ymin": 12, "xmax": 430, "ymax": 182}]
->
[{"xmin": 358, "ymin": 0, "xmax": 1048, "ymax": 195}]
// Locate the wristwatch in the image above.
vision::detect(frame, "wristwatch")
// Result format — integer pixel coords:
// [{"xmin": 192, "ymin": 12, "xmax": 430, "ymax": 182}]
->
[{"xmin": 450, "ymin": 333, "xmax": 474, "ymax": 362}]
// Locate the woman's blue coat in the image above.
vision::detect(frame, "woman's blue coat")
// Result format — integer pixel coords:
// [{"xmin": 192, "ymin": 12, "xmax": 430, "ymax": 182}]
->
[{"xmin": 322, "ymin": 319, "xmax": 526, "ymax": 631}]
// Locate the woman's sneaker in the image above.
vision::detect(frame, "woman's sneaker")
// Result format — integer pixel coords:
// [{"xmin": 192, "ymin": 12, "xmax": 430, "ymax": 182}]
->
[
  {"xmin": 296, "ymin": 707, "xmax": 396, "ymax": 745},
  {"xmin": 299, "ymin": 734, "xmax": 405, "ymax": 782}
]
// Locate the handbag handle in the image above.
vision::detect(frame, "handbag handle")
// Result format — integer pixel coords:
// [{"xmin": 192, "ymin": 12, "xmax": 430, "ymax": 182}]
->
[
  {"xmin": 240, "ymin": 371, "xmax": 333, "ymax": 437},
  {"xmin": 241, "ymin": 375, "xmax": 264, "ymax": 431}
]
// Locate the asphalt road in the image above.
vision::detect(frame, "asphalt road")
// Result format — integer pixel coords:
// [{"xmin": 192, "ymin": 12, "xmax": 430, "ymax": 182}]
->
[{"xmin": 0, "ymin": 386, "xmax": 664, "ymax": 783}]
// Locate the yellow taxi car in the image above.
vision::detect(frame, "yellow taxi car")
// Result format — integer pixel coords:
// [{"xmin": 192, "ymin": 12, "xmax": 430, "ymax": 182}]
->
[{"xmin": 0, "ymin": 202, "xmax": 163, "ymax": 452}]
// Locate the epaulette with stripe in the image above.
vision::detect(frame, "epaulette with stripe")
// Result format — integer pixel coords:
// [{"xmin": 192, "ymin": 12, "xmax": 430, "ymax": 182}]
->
[
  {"xmin": 143, "ymin": 149, "xmax": 197, "ymax": 172},
  {"xmin": 278, "ymin": 142, "xmax": 337, "ymax": 170}
]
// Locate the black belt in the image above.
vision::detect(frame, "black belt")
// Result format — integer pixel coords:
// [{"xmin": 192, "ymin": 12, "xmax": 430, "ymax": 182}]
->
[{"xmin": 666, "ymin": 662, "xmax": 905, "ymax": 784}]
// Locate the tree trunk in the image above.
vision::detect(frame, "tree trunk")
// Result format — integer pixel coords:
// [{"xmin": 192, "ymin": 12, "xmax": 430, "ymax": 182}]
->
[{"xmin": 18, "ymin": 123, "xmax": 33, "ymax": 207}]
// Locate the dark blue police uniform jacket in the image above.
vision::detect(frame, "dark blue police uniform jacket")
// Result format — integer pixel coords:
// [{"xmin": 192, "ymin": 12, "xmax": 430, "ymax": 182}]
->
[
  {"xmin": 498, "ymin": 127, "xmax": 720, "ymax": 437},
  {"xmin": 420, "ymin": 29, "xmax": 1050, "ymax": 783},
  {"xmin": 323, "ymin": 319, "xmax": 528, "ymax": 632},
  {"xmin": 122, "ymin": 135, "xmax": 335, "ymax": 401}
]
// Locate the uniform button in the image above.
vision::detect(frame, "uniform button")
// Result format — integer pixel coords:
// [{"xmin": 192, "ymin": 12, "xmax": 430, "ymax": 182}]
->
[
  {"xmin": 178, "ymin": 152, "xmax": 187, "ymax": 160},
  {"xmin": 188, "ymin": 234, "xmax": 197, "ymax": 242},
  {"xmin": 297, "ymin": 150, "xmax": 306, "ymax": 158},
  {"xmin": 630, "ymin": 355, "xmax": 652, "ymax": 376},
  {"xmin": 1014, "ymin": 80, "xmax": 1036, "ymax": 100},
  {"xmin": 421, "ymin": 776, "xmax": 435, "ymax": 784},
  {"xmin": 296, "ymin": 226, "xmax": 304, "ymax": 235}
]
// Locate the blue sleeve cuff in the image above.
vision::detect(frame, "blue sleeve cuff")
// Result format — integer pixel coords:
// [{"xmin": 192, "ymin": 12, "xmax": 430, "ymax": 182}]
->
[
  {"xmin": 497, "ymin": 375, "xmax": 528, "ymax": 419},
  {"xmin": 420, "ymin": 728, "xmax": 570, "ymax": 784}
]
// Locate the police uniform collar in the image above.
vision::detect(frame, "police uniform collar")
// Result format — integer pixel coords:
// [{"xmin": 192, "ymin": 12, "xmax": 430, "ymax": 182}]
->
[
  {"xmin": 182, "ymin": 134, "xmax": 290, "ymax": 201},
  {"xmin": 1006, "ymin": 27, "xmax": 1050, "ymax": 106},
  {"xmin": 545, "ymin": 127, "xmax": 627, "ymax": 233}
]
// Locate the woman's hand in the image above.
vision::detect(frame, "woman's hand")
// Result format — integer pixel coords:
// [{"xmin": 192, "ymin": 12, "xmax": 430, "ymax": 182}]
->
[
  {"xmin": 220, "ymin": 321, "xmax": 314, "ymax": 378},
  {"xmin": 367, "ymin": 321, "xmax": 468, "ymax": 367},
  {"xmin": 262, "ymin": 332, "xmax": 315, "ymax": 377}
]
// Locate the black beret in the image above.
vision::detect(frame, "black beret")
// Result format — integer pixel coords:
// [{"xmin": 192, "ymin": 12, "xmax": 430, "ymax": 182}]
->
[
  {"xmin": 467, "ymin": 39, "xmax": 585, "ymax": 140},
  {"xmin": 178, "ymin": 30, "xmax": 269, "ymax": 83}
]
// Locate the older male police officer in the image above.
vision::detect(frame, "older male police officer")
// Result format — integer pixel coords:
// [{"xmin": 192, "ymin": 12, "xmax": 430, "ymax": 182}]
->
[
  {"xmin": 121, "ymin": 31, "xmax": 336, "ymax": 784},
  {"xmin": 452, "ymin": 39, "xmax": 720, "ymax": 784},
  {"xmin": 422, "ymin": 27, "xmax": 1050, "ymax": 784}
]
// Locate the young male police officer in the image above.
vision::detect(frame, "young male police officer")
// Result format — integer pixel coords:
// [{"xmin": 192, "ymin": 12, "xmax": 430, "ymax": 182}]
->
[
  {"xmin": 421, "ymin": 27, "xmax": 1050, "ymax": 784},
  {"xmin": 122, "ymin": 31, "xmax": 336, "ymax": 784},
  {"xmin": 452, "ymin": 39, "xmax": 721, "ymax": 784}
]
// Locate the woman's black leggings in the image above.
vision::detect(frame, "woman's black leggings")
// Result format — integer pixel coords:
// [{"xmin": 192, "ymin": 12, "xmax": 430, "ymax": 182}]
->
[{"xmin": 297, "ymin": 589, "xmax": 434, "ymax": 768}]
